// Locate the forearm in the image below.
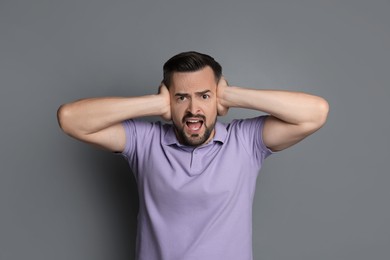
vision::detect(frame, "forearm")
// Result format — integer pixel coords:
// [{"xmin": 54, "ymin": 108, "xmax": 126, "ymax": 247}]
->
[
  {"xmin": 57, "ymin": 94, "xmax": 169, "ymax": 136},
  {"xmin": 220, "ymin": 86, "xmax": 329, "ymax": 126}
]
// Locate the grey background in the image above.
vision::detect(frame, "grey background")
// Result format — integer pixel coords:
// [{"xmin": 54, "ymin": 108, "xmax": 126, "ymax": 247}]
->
[{"xmin": 1, "ymin": 0, "xmax": 389, "ymax": 259}]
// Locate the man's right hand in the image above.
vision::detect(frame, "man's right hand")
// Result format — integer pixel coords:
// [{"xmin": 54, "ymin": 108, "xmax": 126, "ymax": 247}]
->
[
  {"xmin": 217, "ymin": 76, "xmax": 230, "ymax": 116},
  {"xmin": 158, "ymin": 83, "xmax": 171, "ymax": 121}
]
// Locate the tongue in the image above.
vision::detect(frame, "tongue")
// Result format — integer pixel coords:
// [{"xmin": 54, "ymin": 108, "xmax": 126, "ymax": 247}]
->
[{"xmin": 187, "ymin": 122, "xmax": 202, "ymax": 130}]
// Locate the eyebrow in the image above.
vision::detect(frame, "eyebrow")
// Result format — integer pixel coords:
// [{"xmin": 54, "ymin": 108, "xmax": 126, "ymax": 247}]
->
[
  {"xmin": 196, "ymin": 90, "xmax": 212, "ymax": 95},
  {"xmin": 174, "ymin": 90, "xmax": 212, "ymax": 97}
]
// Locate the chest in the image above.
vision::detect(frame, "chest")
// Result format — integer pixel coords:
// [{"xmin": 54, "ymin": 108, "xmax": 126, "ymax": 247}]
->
[{"xmin": 135, "ymin": 141, "xmax": 260, "ymax": 210}]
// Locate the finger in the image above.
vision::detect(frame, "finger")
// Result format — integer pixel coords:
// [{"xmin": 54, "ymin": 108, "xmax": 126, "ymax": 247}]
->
[{"xmin": 219, "ymin": 76, "xmax": 229, "ymax": 86}]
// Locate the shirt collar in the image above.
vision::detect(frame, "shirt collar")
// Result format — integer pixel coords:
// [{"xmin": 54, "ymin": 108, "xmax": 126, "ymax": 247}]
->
[{"xmin": 162, "ymin": 121, "xmax": 227, "ymax": 146}]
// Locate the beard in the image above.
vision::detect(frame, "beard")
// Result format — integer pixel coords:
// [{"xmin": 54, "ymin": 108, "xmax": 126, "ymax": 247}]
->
[{"xmin": 173, "ymin": 113, "xmax": 216, "ymax": 147}]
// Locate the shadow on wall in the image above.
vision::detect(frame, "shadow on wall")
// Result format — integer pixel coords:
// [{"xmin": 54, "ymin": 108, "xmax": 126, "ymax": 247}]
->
[{"xmin": 81, "ymin": 148, "xmax": 140, "ymax": 259}]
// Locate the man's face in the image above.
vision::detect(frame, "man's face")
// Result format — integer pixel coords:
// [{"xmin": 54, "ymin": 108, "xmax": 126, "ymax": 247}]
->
[{"xmin": 169, "ymin": 66, "xmax": 218, "ymax": 146}]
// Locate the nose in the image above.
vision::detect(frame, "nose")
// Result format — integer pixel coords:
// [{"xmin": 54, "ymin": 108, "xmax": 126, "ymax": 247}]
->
[{"xmin": 187, "ymin": 99, "xmax": 201, "ymax": 115}]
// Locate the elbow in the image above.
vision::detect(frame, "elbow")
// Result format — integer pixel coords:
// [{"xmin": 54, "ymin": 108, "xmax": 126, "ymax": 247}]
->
[
  {"xmin": 317, "ymin": 97, "xmax": 330, "ymax": 127},
  {"xmin": 300, "ymin": 97, "xmax": 329, "ymax": 135},
  {"xmin": 311, "ymin": 97, "xmax": 329, "ymax": 131},
  {"xmin": 57, "ymin": 104, "xmax": 73, "ymax": 135}
]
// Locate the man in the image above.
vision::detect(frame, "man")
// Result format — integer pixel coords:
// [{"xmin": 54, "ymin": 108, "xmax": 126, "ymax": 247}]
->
[{"xmin": 57, "ymin": 51, "xmax": 329, "ymax": 260}]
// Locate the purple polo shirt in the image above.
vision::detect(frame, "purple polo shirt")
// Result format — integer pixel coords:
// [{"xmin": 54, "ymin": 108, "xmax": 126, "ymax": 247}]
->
[{"xmin": 122, "ymin": 116, "xmax": 272, "ymax": 260}]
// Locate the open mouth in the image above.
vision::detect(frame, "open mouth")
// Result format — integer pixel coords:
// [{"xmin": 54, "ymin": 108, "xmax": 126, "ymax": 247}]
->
[{"xmin": 185, "ymin": 119, "xmax": 204, "ymax": 131}]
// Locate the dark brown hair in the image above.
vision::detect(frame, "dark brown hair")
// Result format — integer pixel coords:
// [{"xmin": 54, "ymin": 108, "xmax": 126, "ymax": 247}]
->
[{"xmin": 162, "ymin": 51, "xmax": 222, "ymax": 87}]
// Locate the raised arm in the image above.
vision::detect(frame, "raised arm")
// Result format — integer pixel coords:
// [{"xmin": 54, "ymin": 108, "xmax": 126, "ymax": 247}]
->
[
  {"xmin": 217, "ymin": 78, "xmax": 329, "ymax": 152},
  {"xmin": 57, "ymin": 85, "xmax": 171, "ymax": 152}
]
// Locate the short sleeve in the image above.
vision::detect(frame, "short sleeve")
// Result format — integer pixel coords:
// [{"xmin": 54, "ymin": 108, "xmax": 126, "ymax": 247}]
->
[
  {"xmin": 231, "ymin": 116, "xmax": 273, "ymax": 162},
  {"xmin": 121, "ymin": 120, "xmax": 136, "ymax": 159},
  {"xmin": 121, "ymin": 119, "xmax": 160, "ymax": 161}
]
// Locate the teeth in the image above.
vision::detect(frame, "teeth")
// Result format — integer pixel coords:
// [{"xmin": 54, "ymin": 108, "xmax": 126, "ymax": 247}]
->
[{"xmin": 187, "ymin": 120, "xmax": 199, "ymax": 123}]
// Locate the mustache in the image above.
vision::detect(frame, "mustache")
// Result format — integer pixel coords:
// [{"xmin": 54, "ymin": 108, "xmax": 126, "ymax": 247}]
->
[{"xmin": 182, "ymin": 112, "xmax": 206, "ymax": 123}]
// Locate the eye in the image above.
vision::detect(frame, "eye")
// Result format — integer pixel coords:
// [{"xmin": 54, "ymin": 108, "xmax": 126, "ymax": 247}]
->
[
  {"xmin": 202, "ymin": 94, "xmax": 210, "ymax": 99},
  {"xmin": 177, "ymin": 96, "xmax": 187, "ymax": 102}
]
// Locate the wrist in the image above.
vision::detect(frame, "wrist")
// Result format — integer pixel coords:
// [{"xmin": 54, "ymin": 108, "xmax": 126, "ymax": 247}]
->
[
  {"xmin": 218, "ymin": 85, "xmax": 238, "ymax": 108},
  {"xmin": 155, "ymin": 92, "xmax": 171, "ymax": 120}
]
